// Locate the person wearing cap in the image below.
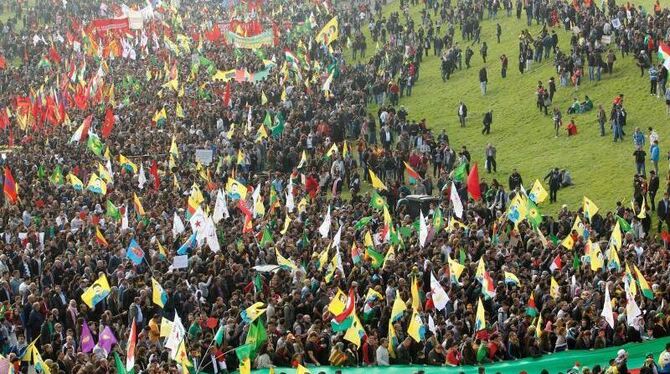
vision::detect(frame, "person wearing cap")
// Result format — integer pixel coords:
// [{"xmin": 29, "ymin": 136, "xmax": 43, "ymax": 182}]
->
[{"xmin": 640, "ymin": 352, "xmax": 660, "ymax": 374}]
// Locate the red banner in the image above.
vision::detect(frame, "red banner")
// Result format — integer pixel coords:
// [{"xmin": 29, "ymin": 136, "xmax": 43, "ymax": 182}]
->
[{"xmin": 90, "ymin": 18, "xmax": 130, "ymax": 36}]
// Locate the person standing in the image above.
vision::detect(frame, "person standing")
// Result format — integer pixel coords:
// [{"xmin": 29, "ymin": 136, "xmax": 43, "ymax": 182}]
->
[
  {"xmin": 649, "ymin": 170, "xmax": 659, "ymax": 211},
  {"xmin": 607, "ymin": 49, "xmax": 616, "ymax": 74},
  {"xmin": 479, "ymin": 66, "xmax": 488, "ymax": 95},
  {"xmin": 548, "ymin": 77, "xmax": 556, "ymax": 101},
  {"xmin": 650, "ymin": 139, "xmax": 660, "ymax": 173},
  {"xmin": 657, "ymin": 193, "xmax": 670, "ymax": 232},
  {"xmin": 465, "ymin": 46, "xmax": 474, "ymax": 68},
  {"xmin": 482, "ymin": 110, "xmax": 493, "ymax": 134},
  {"xmin": 500, "ymin": 54, "xmax": 508, "ymax": 78},
  {"xmin": 485, "ymin": 143, "xmax": 497, "ymax": 173},
  {"xmin": 544, "ymin": 168, "xmax": 561, "ymax": 203},
  {"xmin": 650, "ymin": 64, "xmax": 659, "ymax": 96},
  {"xmin": 496, "ymin": 24, "xmax": 502, "ymax": 43},
  {"xmin": 458, "ymin": 101, "xmax": 468, "ymax": 127},
  {"xmin": 597, "ymin": 105, "xmax": 607, "ymax": 136},
  {"xmin": 634, "ymin": 146, "xmax": 647, "ymax": 176},
  {"xmin": 508, "ymin": 168, "xmax": 523, "ymax": 191}
]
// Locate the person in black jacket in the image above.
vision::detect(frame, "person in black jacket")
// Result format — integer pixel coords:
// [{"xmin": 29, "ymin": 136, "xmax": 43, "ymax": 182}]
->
[
  {"xmin": 649, "ymin": 170, "xmax": 659, "ymax": 211},
  {"xmin": 482, "ymin": 110, "xmax": 493, "ymax": 134},
  {"xmin": 544, "ymin": 168, "xmax": 561, "ymax": 203},
  {"xmin": 508, "ymin": 169, "xmax": 523, "ymax": 191},
  {"xmin": 458, "ymin": 101, "xmax": 468, "ymax": 127},
  {"xmin": 657, "ymin": 192, "xmax": 670, "ymax": 232},
  {"xmin": 479, "ymin": 67, "xmax": 488, "ymax": 95}
]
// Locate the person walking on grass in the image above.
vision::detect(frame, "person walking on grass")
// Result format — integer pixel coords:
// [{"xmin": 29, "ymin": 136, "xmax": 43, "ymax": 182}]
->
[
  {"xmin": 500, "ymin": 54, "xmax": 508, "ymax": 78},
  {"xmin": 479, "ymin": 66, "xmax": 488, "ymax": 95},
  {"xmin": 552, "ymin": 107, "xmax": 562, "ymax": 137},
  {"xmin": 649, "ymin": 170, "xmax": 659, "ymax": 211},
  {"xmin": 482, "ymin": 110, "xmax": 493, "ymax": 134},
  {"xmin": 481, "ymin": 42, "xmax": 488, "ymax": 63},
  {"xmin": 485, "ymin": 143, "xmax": 497, "ymax": 173},
  {"xmin": 458, "ymin": 101, "xmax": 468, "ymax": 127}
]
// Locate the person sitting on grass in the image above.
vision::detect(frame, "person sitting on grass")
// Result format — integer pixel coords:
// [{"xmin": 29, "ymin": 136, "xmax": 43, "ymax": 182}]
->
[{"xmin": 567, "ymin": 118, "xmax": 578, "ymax": 136}]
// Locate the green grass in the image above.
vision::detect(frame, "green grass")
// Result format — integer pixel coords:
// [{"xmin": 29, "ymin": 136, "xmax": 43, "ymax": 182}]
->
[{"xmin": 351, "ymin": 0, "xmax": 664, "ymax": 214}]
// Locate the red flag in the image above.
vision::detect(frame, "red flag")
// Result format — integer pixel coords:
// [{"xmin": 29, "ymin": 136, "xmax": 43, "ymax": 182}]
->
[
  {"xmin": 0, "ymin": 109, "xmax": 9, "ymax": 130},
  {"xmin": 101, "ymin": 107, "xmax": 115, "ymax": 139},
  {"xmin": 549, "ymin": 255, "xmax": 562, "ymax": 272},
  {"xmin": 150, "ymin": 160, "xmax": 160, "ymax": 190},
  {"xmin": 3, "ymin": 166, "xmax": 18, "ymax": 204},
  {"xmin": 467, "ymin": 163, "xmax": 482, "ymax": 200},
  {"xmin": 222, "ymin": 81, "xmax": 231, "ymax": 107},
  {"xmin": 0, "ymin": 55, "xmax": 6, "ymax": 70},
  {"xmin": 48, "ymin": 45, "xmax": 61, "ymax": 64}
]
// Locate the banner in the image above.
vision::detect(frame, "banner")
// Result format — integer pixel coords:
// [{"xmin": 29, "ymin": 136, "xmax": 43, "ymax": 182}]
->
[
  {"xmin": 225, "ymin": 30, "xmax": 274, "ymax": 49},
  {"xmin": 90, "ymin": 18, "xmax": 130, "ymax": 36},
  {"xmin": 212, "ymin": 61, "xmax": 276, "ymax": 83},
  {"xmin": 245, "ymin": 337, "xmax": 670, "ymax": 374},
  {"xmin": 127, "ymin": 10, "xmax": 143, "ymax": 30}
]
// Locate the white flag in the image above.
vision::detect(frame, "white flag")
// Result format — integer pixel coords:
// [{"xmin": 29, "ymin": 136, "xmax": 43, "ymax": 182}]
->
[
  {"xmin": 138, "ymin": 164, "xmax": 147, "ymax": 189},
  {"xmin": 189, "ymin": 208, "xmax": 208, "ymax": 245},
  {"xmin": 332, "ymin": 225, "xmax": 342, "ymax": 248},
  {"xmin": 166, "ymin": 314, "xmax": 186, "ymax": 359},
  {"xmin": 430, "ymin": 272, "xmax": 450, "ymax": 311},
  {"xmin": 212, "ymin": 190, "xmax": 229, "ymax": 223},
  {"xmin": 428, "ymin": 314, "xmax": 437, "ymax": 335},
  {"xmin": 121, "ymin": 204, "xmax": 129, "ymax": 231},
  {"xmin": 204, "ymin": 216, "xmax": 220, "ymax": 252},
  {"xmin": 625, "ymin": 289, "xmax": 642, "ymax": 330},
  {"xmin": 286, "ymin": 181, "xmax": 295, "ymax": 213},
  {"xmin": 172, "ymin": 212, "xmax": 185, "ymax": 238},
  {"xmin": 450, "ymin": 182, "xmax": 464, "ymax": 218},
  {"xmin": 601, "ymin": 285, "xmax": 614, "ymax": 329},
  {"xmin": 319, "ymin": 205, "xmax": 331, "ymax": 238},
  {"xmin": 419, "ymin": 210, "xmax": 428, "ymax": 248}
]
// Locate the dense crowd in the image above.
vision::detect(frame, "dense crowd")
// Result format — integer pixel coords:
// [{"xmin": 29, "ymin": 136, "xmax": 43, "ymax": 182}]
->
[{"xmin": 0, "ymin": 0, "xmax": 669, "ymax": 373}]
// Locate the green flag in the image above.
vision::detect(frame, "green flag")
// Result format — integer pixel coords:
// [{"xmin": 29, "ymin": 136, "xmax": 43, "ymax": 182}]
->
[
  {"xmin": 37, "ymin": 165, "xmax": 45, "ymax": 179},
  {"xmin": 259, "ymin": 228, "xmax": 273, "ymax": 248},
  {"xmin": 354, "ymin": 216, "xmax": 372, "ymax": 230},
  {"xmin": 369, "ymin": 191, "xmax": 387, "ymax": 210},
  {"xmin": 366, "ymin": 247, "xmax": 385, "ymax": 269},
  {"xmin": 526, "ymin": 199, "xmax": 543, "ymax": 228},
  {"xmin": 459, "ymin": 249, "xmax": 466, "ymax": 265},
  {"xmin": 432, "ymin": 207, "xmax": 444, "ymax": 231},
  {"xmin": 573, "ymin": 254, "xmax": 581, "ymax": 270},
  {"xmin": 87, "ymin": 133, "xmax": 105, "ymax": 157},
  {"xmin": 615, "ymin": 215, "xmax": 632, "ymax": 233},
  {"xmin": 245, "ymin": 320, "xmax": 267, "ymax": 353},
  {"xmin": 235, "ymin": 344, "xmax": 253, "ymax": 361},
  {"xmin": 453, "ymin": 162, "xmax": 467, "ymax": 182},
  {"xmin": 214, "ymin": 324, "xmax": 225, "ymax": 346},
  {"xmin": 106, "ymin": 200, "xmax": 121, "ymax": 220},
  {"xmin": 50, "ymin": 165, "xmax": 64, "ymax": 186},
  {"xmin": 263, "ymin": 111, "xmax": 272, "ymax": 127},
  {"xmin": 114, "ymin": 352, "xmax": 127, "ymax": 374}
]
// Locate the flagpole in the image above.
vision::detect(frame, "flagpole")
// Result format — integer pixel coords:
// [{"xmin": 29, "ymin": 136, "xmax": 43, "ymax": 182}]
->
[{"xmin": 194, "ymin": 335, "xmax": 220, "ymax": 373}]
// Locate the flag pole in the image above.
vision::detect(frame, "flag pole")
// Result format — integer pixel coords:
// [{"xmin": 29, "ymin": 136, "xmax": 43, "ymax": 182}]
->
[{"xmin": 194, "ymin": 333, "xmax": 220, "ymax": 373}]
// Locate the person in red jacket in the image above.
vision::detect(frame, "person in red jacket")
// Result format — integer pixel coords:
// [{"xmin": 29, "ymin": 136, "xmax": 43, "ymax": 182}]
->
[{"xmin": 567, "ymin": 118, "xmax": 578, "ymax": 136}]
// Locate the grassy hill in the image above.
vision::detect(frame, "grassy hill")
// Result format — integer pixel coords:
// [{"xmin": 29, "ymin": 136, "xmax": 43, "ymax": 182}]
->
[{"xmin": 352, "ymin": 0, "xmax": 664, "ymax": 215}]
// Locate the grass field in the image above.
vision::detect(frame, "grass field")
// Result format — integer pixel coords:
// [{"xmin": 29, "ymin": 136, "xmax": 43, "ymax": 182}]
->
[{"xmin": 352, "ymin": 0, "xmax": 664, "ymax": 214}]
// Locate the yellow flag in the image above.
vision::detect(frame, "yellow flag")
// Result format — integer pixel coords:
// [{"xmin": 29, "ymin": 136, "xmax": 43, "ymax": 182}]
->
[
  {"xmin": 328, "ymin": 289, "xmax": 347, "ymax": 315},
  {"xmin": 589, "ymin": 241, "xmax": 604, "ymax": 271},
  {"xmin": 151, "ymin": 277, "xmax": 167, "ymax": 308},
  {"xmin": 296, "ymin": 364, "xmax": 310, "ymax": 374},
  {"xmin": 529, "ymin": 179, "xmax": 548, "ymax": 203},
  {"xmin": 411, "ymin": 276, "xmax": 421, "ymax": 311},
  {"xmin": 261, "ymin": 91, "xmax": 268, "ymax": 105},
  {"xmin": 81, "ymin": 274, "xmax": 111, "ymax": 308},
  {"xmin": 176, "ymin": 103, "xmax": 185, "ymax": 118},
  {"xmin": 407, "ymin": 309, "xmax": 425, "ymax": 342},
  {"xmin": 239, "ymin": 358, "xmax": 251, "ymax": 374},
  {"xmin": 343, "ymin": 312, "xmax": 365, "ymax": 348},
  {"xmin": 256, "ymin": 125, "xmax": 268, "ymax": 143},
  {"xmin": 583, "ymin": 196, "xmax": 599, "ymax": 221},
  {"xmin": 550, "ymin": 277, "xmax": 560, "ymax": 299},
  {"xmin": 448, "ymin": 258, "xmax": 465, "ymax": 282},
  {"xmin": 160, "ymin": 317, "xmax": 173, "ymax": 337},
  {"xmin": 316, "ymin": 16, "xmax": 339, "ymax": 45},
  {"xmin": 368, "ymin": 169, "xmax": 387, "ymax": 190},
  {"xmin": 280, "ymin": 215, "xmax": 292, "ymax": 235}
]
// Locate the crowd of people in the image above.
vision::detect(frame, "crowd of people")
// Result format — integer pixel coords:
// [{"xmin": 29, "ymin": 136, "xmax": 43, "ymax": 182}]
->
[{"xmin": 0, "ymin": 0, "xmax": 669, "ymax": 373}]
